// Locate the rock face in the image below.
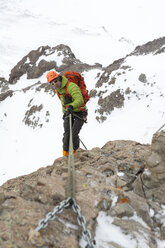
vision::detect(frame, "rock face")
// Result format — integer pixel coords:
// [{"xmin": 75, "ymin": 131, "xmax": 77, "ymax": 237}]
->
[
  {"xmin": 91, "ymin": 37, "xmax": 165, "ymax": 122},
  {"xmin": 143, "ymin": 127, "xmax": 165, "ymax": 203},
  {"xmin": 8, "ymin": 44, "xmax": 102, "ymax": 85},
  {"xmin": 1, "ymin": 130, "xmax": 165, "ymax": 247},
  {"xmin": 131, "ymin": 37, "xmax": 165, "ymax": 56}
]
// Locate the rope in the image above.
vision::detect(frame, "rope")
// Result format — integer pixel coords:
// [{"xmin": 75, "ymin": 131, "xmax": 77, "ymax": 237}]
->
[
  {"xmin": 66, "ymin": 114, "xmax": 76, "ymax": 199},
  {"xmin": 35, "ymin": 113, "xmax": 96, "ymax": 247},
  {"xmin": 155, "ymin": 123, "xmax": 165, "ymax": 133},
  {"xmin": 80, "ymin": 138, "xmax": 88, "ymax": 150},
  {"xmin": 64, "ymin": 113, "xmax": 88, "ymax": 150}
]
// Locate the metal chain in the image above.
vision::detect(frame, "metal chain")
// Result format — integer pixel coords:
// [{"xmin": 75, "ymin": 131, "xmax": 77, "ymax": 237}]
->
[
  {"xmin": 35, "ymin": 197, "xmax": 71, "ymax": 232},
  {"xmin": 35, "ymin": 197, "xmax": 96, "ymax": 248},
  {"xmin": 72, "ymin": 198, "xmax": 96, "ymax": 248}
]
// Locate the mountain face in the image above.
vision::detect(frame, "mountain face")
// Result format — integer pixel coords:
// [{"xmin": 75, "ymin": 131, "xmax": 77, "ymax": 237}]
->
[
  {"xmin": 0, "ymin": 36, "xmax": 165, "ymax": 183},
  {"xmin": 0, "ymin": 44, "xmax": 102, "ymax": 129},
  {"xmin": 0, "ymin": 128, "xmax": 165, "ymax": 248},
  {"xmin": 0, "ymin": 37, "xmax": 165, "ymax": 129}
]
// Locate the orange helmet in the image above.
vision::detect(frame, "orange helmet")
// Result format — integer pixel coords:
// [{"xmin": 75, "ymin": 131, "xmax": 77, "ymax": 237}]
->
[{"xmin": 46, "ymin": 71, "xmax": 59, "ymax": 83}]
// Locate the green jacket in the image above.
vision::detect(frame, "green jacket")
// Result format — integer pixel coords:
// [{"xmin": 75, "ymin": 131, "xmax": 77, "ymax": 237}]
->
[{"xmin": 57, "ymin": 76, "xmax": 86, "ymax": 113}]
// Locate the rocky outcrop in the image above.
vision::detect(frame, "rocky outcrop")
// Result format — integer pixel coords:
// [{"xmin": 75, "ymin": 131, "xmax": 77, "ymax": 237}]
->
[
  {"xmin": 8, "ymin": 44, "xmax": 102, "ymax": 84},
  {"xmin": 93, "ymin": 37, "xmax": 165, "ymax": 122},
  {"xmin": 23, "ymin": 104, "xmax": 44, "ymax": 128},
  {"xmin": 0, "ymin": 90, "xmax": 13, "ymax": 101},
  {"xmin": 95, "ymin": 37, "xmax": 165, "ymax": 91},
  {"xmin": 143, "ymin": 127, "xmax": 165, "ymax": 203},
  {"xmin": 96, "ymin": 58, "xmax": 125, "ymax": 88},
  {"xmin": 1, "ymin": 130, "xmax": 165, "ymax": 247},
  {"xmin": 0, "ymin": 77, "xmax": 9, "ymax": 93},
  {"xmin": 96, "ymin": 89, "xmax": 125, "ymax": 122},
  {"xmin": 131, "ymin": 36, "xmax": 165, "ymax": 56}
]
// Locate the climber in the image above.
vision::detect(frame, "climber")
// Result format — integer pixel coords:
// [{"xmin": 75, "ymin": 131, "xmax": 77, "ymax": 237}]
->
[{"xmin": 46, "ymin": 70, "xmax": 88, "ymax": 156}]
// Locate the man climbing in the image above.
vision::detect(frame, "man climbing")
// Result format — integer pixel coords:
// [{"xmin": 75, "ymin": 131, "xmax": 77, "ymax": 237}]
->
[{"xmin": 46, "ymin": 71, "xmax": 88, "ymax": 156}]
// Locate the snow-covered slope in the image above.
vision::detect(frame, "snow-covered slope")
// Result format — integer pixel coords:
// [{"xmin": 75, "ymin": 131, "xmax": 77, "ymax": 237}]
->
[
  {"xmin": 93, "ymin": 38, "xmax": 165, "ymax": 143},
  {"xmin": 0, "ymin": 38, "xmax": 165, "ymax": 186}
]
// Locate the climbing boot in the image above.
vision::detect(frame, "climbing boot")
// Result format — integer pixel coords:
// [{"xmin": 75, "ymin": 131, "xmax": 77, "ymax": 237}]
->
[
  {"xmin": 63, "ymin": 150, "xmax": 69, "ymax": 156},
  {"xmin": 73, "ymin": 150, "xmax": 77, "ymax": 155}
]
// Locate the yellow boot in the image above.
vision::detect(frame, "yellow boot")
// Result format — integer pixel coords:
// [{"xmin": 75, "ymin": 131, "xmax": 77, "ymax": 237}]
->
[{"xmin": 63, "ymin": 150, "xmax": 69, "ymax": 156}]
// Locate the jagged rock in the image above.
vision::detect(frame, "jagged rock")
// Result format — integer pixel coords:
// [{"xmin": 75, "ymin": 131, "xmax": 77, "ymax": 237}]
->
[
  {"xmin": 0, "ymin": 77, "xmax": 9, "ymax": 93},
  {"xmin": 89, "ymin": 89, "xmax": 97, "ymax": 98},
  {"xmin": 151, "ymin": 129, "xmax": 165, "ymax": 161},
  {"xmin": 109, "ymin": 202, "xmax": 134, "ymax": 218},
  {"xmin": 138, "ymin": 73, "xmax": 147, "ymax": 83},
  {"xmin": 0, "ymin": 90, "xmax": 13, "ymax": 101},
  {"xmin": 113, "ymin": 218, "xmax": 156, "ymax": 248},
  {"xmin": 1, "ymin": 136, "xmax": 165, "ymax": 247},
  {"xmin": 97, "ymin": 89, "xmax": 125, "ymax": 117},
  {"xmin": 96, "ymin": 58, "xmax": 125, "ymax": 88},
  {"xmin": 23, "ymin": 104, "xmax": 44, "ymax": 128},
  {"xmin": 8, "ymin": 44, "xmax": 102, "ymax": 84},
  {"xmin": 0, "ymin": 190, "xmax": 5, "ymax": 205},
  {"xmin": 131, "ymin": 36, "xmax": 165, "ymax": 55},
  {"xmin": 93, "ymin": 37, "xmax": 165, "ymax": 122},
  {"xmin": 143, "ymin": 128, "xmax": 165, "ymax": 204}
]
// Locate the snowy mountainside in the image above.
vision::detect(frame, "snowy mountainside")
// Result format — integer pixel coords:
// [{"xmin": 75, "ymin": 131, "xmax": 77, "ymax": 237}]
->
[
  {"xmin": 0, "ymin": 37, "xmax": 165, "ymax": 185},
  {"xmin": 94, "ymin": 37, "xmax": 165, "ymax": 141}
]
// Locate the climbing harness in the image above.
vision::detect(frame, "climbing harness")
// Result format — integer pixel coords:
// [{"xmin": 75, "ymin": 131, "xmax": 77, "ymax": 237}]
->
[
  {"xmin": 72, "ymin": 111, "xmax": 88, "ymax": 123},
  {"xmin": 64, "ymin": 111, "xmax": 88, "ymax": 151},
  {"xmin": 35, "ymin": 114, "xmax": 96, "ymax": 248},
  {"xmin": 64, "ymin": 110, "xmax": 88, "ymax": 123}
]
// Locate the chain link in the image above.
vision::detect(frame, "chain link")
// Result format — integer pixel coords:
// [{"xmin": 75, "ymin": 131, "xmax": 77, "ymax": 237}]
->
[
  {"xmin": 35, "ymin": 197, "xmax": 96, "ymax": 248},
  {"xmin": 72, "ymin": 199, "xmax": 96, "ymax": 248},
  {"xmin": 35, "ymin": 197, "xmax": 72, "ymax": 232}
]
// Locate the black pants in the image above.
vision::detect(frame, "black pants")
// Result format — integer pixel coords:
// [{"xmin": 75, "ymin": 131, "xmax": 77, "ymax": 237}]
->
[{"xmin": 63, "ymin": 111, "xmax": 87, "ymax": 151}]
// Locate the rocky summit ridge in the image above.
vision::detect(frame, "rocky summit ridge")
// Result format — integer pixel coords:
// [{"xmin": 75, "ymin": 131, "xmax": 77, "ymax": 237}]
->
[{"xmin": 0, "ymin": 128, "xmax": 165, "ymax": 248}]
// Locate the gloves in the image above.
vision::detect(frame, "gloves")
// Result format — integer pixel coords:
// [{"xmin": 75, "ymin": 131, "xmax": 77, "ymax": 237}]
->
[{"xmin": 66, "ymin": 105, "xmax": 73, "ymax": 116}]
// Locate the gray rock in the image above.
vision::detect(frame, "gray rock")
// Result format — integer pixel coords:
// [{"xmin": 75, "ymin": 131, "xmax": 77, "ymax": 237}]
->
[
  {"xmin": 138, "ymin": 73, "xmax": 147, "ymax": 83},
  {"xmin": 109, "ymin": 202, "xmax": 134, "ymax": 218},
  {"xmin": 8, "ymin": 44, "xmax": 102, "ymax": 84},
  {"xmin": 0, "ymin": 133, "xmax": 165, "ymax": 247},
  {"xmin": 144, "ymin": 129, "xmax": 165, "ymax": 205}
]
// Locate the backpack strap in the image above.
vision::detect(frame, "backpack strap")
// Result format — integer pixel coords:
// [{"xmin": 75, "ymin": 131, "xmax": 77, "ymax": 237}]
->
[
  {"xmin": 64, "ymin": 81, "xmax": 72, "ymax": 98},
  {"xmin": 65, "ymin": 81, "xmax": 86, "ymax": 111},
  {"xmin": 57, "ymin": 81, "xmax": 86, "ymax": 111},
  {"xmin": 56, "ymin": 90, "xmax": 60, "ymax": 99},
  {"xmin": 56, "ymin": 90, "xmax": 67, "ymax": 98}
]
